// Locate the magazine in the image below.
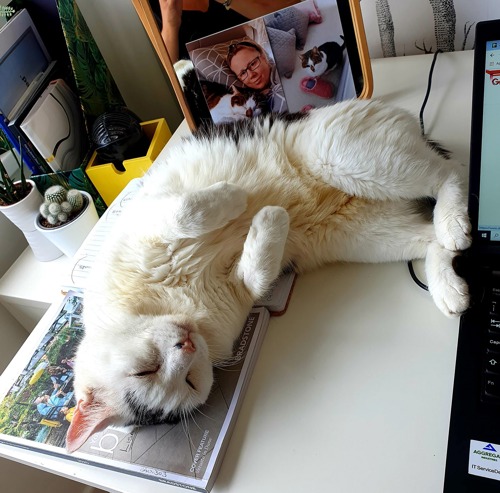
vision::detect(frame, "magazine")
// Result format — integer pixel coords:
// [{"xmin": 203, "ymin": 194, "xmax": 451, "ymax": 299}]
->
[
  {"xmin": 255, "ymin": 270, "xmax": 297, "ymax": 315},
  {"xmin": 0, "ymin": 291, "xmax": 270, "ymax": 492}
]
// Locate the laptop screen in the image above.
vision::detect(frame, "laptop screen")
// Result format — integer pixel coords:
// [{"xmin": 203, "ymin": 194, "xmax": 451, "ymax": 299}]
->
[
  {"xmin": 469, "ymin": 21, "xmax": 500, "ymax": 253},
  {"xmin": 477, "ymin": 40, "xmax": 500, "ymax": 242}
]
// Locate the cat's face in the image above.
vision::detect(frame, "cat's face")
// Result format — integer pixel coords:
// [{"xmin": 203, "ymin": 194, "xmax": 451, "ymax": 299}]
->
[
  {"xmin": 300, "ymin": 47, "xmax": 328, "ymax": 77},
  {"xmin": 230, "ymin": 88, "xmax": 264, "ymax": 119},
  {"xmin": 66, "ymin": 313, "xmax": 213, "ymax": 452}
]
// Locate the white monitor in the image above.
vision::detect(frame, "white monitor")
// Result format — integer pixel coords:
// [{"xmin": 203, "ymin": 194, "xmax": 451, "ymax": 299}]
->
[{"xmin": 0, "ymin": 8, "xmax": 52, "ymax": 117}]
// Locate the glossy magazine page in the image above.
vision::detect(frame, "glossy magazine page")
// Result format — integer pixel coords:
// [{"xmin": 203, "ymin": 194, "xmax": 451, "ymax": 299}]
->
[{"xmin": 0, "ymin": 291, "xmax": 270, "ymax": 492}]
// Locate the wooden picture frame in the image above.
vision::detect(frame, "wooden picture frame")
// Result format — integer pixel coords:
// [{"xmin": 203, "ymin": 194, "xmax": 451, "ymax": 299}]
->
[{"xmin": 131, "ymin": 0, "xmax": 373, "ymax": 131}]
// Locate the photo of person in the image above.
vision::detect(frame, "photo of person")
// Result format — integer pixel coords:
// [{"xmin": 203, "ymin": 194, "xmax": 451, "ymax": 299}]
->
[
  {"xmin": 187, "ymin": 19, "xmax": 288, "ymax": 124},
  {"xmin": 185, "ymin": 0, "xmax": 358, "ymax": 124}
]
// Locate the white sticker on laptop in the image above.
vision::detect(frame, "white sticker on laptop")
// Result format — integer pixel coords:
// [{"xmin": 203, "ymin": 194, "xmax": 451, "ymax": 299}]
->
[{"xmin": 469, "ymin": 440, "xmax": 500, "ymax": 481}]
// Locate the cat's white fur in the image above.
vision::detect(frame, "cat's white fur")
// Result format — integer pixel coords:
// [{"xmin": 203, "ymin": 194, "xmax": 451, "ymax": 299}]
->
[
  {"xmin": 209, "ymin": 86, "xmax": 263, "ymax": 124},
  {"xmin": 67, "ymin": 99, "xmax": 471, "ymax": 452},
  {"xmin": 302, "ymin": 50, "xmax": 331, "ymax": 77}
]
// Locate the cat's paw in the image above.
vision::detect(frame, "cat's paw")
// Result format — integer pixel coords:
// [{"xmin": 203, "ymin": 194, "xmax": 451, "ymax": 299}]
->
[
  {"xmin": 426, "ymin": 245, "xmax": 470, "ymax": 317},
  {"xmin": 237, "ymin": 206, "xmax": 289, "ymax": 298},
  {"xmin": 173, "ymin": 182, "xmax": 247, "ymax": 237},
  {"xmin": 434, "ymin": 206, "xmax": 472, "ymax": 251},
  {"xmin": 211, "ymin": 182, "xmax": 248, "ymax": 222},
  {"xmin": 253, "ymin": 206, "xmax": 290, "ymax": 240}
]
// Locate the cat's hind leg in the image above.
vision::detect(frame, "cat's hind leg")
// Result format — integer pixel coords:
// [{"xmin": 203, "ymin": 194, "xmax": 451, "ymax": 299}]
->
[
  {"xmin": 235, "ymin": 206, "xmax": 290, "ymax": 299},
  {"xmin": 299, "ymin": 101, "xmax": 471, "ymax": 251}
]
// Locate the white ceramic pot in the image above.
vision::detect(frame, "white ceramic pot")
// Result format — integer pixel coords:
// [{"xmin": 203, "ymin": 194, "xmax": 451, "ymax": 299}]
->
[
  {"xmin": 34, "ymin": 191, "xmax": 99, "ymax": 258},
  {"xmin": 0, "ymin": 180, "xmax": 63, "ymax": 262}
]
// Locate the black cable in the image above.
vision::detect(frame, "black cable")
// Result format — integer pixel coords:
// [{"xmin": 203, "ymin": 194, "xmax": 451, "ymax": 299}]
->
[
  {"xmin": 419, "ymin": 49, "xmax": 443, "ymax": 135},
  {"xmin": 49, "ymin": 92, "xmax": 71, "ymax": 162},
  {"xmin": 408, "ymin": 259, "xmax": 428, "ymax": 291},
  {"xmin": 408, "ymin": 49, "xmax": 443, "ymax": 292}
]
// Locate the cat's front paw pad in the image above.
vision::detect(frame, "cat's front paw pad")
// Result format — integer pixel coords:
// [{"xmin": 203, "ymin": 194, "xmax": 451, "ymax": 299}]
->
[
  {"xmin": 434, "ymin": 208, "xmax": 472, "ymax": 251},
  {"xmin": 432, "ymin": 276, "xmax": 469, "ymax": 317},
  {"xmin": 429, "ymin": 267, "xmax": 470, "ymax": 317},
  {"xmin": 254, "ymin": 206, "xmax": 289, "ymax": 240}
]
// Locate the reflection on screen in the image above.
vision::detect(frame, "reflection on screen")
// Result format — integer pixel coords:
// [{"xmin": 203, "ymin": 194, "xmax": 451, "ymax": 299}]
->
[
  {"xmin": 478, "ymin": 40, "xmax": 500, "ymax": 242},
  {"xmin": 0, "ymin": 30, "xmax": 50, "ymax": 117}
]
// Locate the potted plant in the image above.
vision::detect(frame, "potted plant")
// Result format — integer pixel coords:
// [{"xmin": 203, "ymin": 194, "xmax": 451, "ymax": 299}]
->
[
  {"xmin": 0, "ymin": 129, "xmax": 63, "ymax": 261},
  {"xmin": 34, "ymin": 185, "xmax": 99, "ymax": 257}
]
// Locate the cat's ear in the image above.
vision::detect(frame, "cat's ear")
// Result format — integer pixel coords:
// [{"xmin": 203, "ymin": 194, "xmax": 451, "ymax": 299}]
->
[{"xmin": 66, "ymin": 396, "xmax": 115, "ymax": 453}]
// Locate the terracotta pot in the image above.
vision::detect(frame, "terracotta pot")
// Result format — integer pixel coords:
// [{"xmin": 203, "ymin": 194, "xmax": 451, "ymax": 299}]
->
[
  {"xmin": 34, "ymin": 191, "xmax": 99, "ymax": 258},
  {"xmin": 0, "ymin": 180, "xmax": 63, "ymax": 261}
]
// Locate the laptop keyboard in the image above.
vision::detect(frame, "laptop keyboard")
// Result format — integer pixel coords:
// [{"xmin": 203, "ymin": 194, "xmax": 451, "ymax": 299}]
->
[{"xmin": 482, "ymin": 274, "xmax": 500, "ymax": 404}]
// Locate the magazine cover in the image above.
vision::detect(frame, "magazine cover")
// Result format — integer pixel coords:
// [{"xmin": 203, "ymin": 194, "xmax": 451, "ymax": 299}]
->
[
  {"xmin": 0, "ymin": 292, "xmax": 270, "ymax": 492},
  {"xmin": 186, "ymin": 0, "xmax": 358, "ymax": 125}
]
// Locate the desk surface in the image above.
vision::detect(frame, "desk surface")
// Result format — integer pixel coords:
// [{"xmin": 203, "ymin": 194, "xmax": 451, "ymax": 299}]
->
[{"xmin": 0, "ymin": 50, "xmax": 473, "ymax": 493}]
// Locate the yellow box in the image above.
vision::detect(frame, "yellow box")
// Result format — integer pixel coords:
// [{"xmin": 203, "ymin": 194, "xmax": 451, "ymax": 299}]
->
[{"xmin": 85, "ymin": 118, "xmax": 171, "ymax": 206}]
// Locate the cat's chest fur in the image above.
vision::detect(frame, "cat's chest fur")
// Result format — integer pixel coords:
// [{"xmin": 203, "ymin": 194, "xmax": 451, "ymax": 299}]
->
[{"xmin": 87, "ymin": 127, "xmax": 356, "ymax": 349}]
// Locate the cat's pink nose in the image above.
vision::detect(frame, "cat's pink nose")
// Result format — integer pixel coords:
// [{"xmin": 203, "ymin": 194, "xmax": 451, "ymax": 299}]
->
[{"xmin": 175, "ymin": 336, "xmax": 196, "ymax": 353}]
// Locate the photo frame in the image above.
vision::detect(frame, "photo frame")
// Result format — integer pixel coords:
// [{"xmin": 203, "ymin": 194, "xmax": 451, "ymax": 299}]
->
[{"xmin": 131, "ymin": 0, "xmax": 372, "ymax": 130}]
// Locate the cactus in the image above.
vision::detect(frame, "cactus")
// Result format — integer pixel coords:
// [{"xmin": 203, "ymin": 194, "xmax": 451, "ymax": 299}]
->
[{"xmin": 39, "ymin": 186, "xmax": 85, "ymax": 227}]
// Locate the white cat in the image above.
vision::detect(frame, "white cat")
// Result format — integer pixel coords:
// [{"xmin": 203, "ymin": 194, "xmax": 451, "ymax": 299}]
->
[{"xmin": 66, "ymin": 99, "xmax": 471, "ymax": 452}]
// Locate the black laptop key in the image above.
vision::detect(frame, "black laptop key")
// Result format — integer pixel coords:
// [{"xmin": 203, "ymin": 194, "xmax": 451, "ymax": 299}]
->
[
  {"xmin": 483, "ymin": 373, "xmax": 500, "ymax": 401},
  {"xmin": 485, "ymin": 351, "xmax": 500, "ymax": 375},
  {"xmin": 487, "ymin": 334, "xmax": 500, "ymax": 352},
  {"xmin": 489, "ymin": 317, "xmax": 500, "ymax": 333}
]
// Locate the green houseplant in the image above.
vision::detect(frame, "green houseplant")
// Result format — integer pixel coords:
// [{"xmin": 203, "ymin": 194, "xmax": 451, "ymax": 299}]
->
[
  {"xmin": 0, "ymin": 129, "xmax": 31, "ymax": 206},
  {"xmin": 0, "ymin": 129, "xmax": 63, "ymax": 261}
]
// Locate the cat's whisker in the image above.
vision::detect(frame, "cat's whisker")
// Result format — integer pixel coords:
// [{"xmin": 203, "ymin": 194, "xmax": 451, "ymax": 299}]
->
[{"xmin": 193, "ymin": 406, "xmax": 217, "ymax": 423}]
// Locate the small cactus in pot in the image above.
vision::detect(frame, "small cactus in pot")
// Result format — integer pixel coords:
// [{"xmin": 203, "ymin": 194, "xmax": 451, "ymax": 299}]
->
[{"xmin": 39, "ymin": 185, "xmax": 86, "ymax": 227}]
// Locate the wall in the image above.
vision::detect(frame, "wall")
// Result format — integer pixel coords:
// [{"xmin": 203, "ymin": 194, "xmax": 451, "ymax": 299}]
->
[
  {"xmin": 0, "ymin": 211, "xmax": 30, "ymax": 365},
  {"xmin": 361, "ymin": 0, "xmax": 500, "ymax": 59},
  {"xmin": 75, "ymin": 0, "xmax": 184, "ymax": 131}
]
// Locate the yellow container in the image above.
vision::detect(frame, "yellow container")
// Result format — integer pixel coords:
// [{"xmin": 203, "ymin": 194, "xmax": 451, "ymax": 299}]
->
[{"xmin": 85, "ymin": 118, "xmax": 171, "ymax": 206}]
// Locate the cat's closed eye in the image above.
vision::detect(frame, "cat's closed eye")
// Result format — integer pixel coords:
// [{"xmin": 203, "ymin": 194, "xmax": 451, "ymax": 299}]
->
[{"xmin": 131, "ymin": 364, "xmax": 161, "ymax": 378}]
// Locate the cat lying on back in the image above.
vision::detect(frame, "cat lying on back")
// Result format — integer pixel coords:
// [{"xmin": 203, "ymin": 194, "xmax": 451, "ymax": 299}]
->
[{"xmin": 66, "ymin": 99, "xmax": 471, "ymax": 452}]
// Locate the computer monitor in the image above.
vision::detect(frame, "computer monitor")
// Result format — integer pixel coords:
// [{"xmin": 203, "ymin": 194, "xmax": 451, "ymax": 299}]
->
[{"xmin": 0, "ymin": 9, "xmax": 52, "ymax": 117}]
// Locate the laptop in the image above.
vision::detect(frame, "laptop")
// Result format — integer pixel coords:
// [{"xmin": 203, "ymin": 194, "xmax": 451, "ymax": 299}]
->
[{"xmin": 443, "ymin": 19, "xmax": 500, "ymax": 492}]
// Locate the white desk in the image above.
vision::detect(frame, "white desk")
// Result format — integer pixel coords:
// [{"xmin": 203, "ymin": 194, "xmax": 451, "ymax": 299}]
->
[{"xmin": 0, "ymin": 50, "xmax": 473, "ymax": 493}]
